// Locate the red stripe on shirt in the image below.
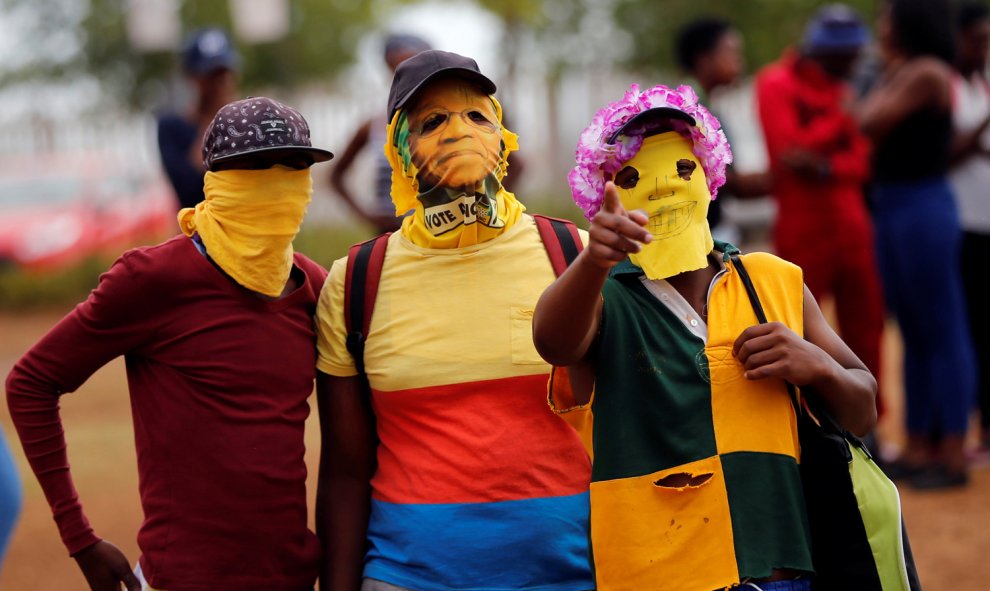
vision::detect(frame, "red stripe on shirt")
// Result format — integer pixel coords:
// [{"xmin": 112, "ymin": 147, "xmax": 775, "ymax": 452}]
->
[{"xmin": 370, "ymin": 373, "xmax": 591, "ymax": 504}]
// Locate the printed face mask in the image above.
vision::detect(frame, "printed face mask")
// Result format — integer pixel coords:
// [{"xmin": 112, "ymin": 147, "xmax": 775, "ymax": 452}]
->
[
  {"xmin": 614, "ymin": 131, "xmax": 714, "ymax": 279},
  {"xmin": 385, "ymin": 77, "xmax": 524, "ymax": 248},
  {"xmin": 408, "ymin": 78, "xmax": 503, "ymax": 191}
]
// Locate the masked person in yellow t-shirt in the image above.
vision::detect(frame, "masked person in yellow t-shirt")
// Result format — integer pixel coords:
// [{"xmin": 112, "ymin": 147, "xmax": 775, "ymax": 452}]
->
[
  {"xmin": 313, "ymin": 50, "xmax": 595, "ymax": 591},
  {"xmin": 531, "ymin": 84, "xmax": 878, "ymax": 591}
]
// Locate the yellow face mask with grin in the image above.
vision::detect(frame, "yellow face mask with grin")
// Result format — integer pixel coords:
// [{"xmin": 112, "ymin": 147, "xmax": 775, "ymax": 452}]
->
[{"xmin": 614, "ymin": 131, "xmax": 714, "ymax": 280}]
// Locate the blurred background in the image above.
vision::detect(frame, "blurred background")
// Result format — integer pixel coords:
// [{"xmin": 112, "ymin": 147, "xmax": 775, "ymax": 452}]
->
[
  {"xmin": 1, "ymin": 0, "xmax": 989, "ymax": 589},
  {"xmin": 0, "ymin": 0, "xmax": 809, "ymax": 284}
]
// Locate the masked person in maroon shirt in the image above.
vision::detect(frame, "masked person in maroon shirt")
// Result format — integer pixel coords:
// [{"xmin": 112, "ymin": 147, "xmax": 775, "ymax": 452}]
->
[{"xmin": 6, "ymin": 97, "xmax": 333, "ymax": 591}]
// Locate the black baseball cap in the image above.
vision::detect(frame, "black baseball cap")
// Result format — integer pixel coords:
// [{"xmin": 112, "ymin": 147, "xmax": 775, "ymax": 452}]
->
[
  {"xmin": 202, "ymin": 97, "xmax": 334, "ymax": 171},
  {"xmin": 386, "ymin": 50, "xmax": 497, "ymax": 122},
  {"xmin": 607, "ymin": 107, "xmax": 697, "ymax": 144}
]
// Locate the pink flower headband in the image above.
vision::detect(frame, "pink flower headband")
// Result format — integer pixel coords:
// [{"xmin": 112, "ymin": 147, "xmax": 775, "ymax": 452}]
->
[{"xmin": 567, "ymin": 83, "xmax": 733, "ymax": 221}]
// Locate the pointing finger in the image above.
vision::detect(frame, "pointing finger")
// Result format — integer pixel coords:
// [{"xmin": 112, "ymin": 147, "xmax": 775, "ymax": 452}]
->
[{"xmin": 601, "ymin": 181, "xmax": 625, "ymax": 215}]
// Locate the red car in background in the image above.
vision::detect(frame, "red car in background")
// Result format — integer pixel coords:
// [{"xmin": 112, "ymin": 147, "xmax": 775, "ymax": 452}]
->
[{"xmin": 0, "ymin": 154, "xmax": 177, "ymax": 272}]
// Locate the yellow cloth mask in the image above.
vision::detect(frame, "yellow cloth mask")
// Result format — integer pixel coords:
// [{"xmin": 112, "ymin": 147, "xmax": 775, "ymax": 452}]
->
[
  {"xmin": 385, "ymin": 78, "xmax": 523, "ymax": 249},
  {"xmin": 616, "ymin": 131, "xmax": 714, "ymax": 280},
  {"xmin": 177, "ymin": 166, "xmax": 312, "ymax": 297}
]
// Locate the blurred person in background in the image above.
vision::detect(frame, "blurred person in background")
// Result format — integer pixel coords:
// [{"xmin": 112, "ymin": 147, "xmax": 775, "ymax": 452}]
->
[
  {"xmin": 949, "ymin": 1, "xmax": 990, "ymax": 462},
  {"xmin": 858, "ymin": 0, "xmax": 975, "ymax": 489},
  {"xmin": 328, "ymin": 33, "xmax": 432, "ymax": 234},
  {"xmin": 755, "ymin": 4, "xmax": 886, "ymax": 437},
  {"xmin": 6, "ymin": 97, "xmax": 333, "ymax": 591},
  {"xmin": 315, "ymin": 50, "xmax": 594, "ymax": 591},
  {"xmin": 156, "ymin": 27, "xmax": 240, "ymax": 210},
  {"xmin": 674, "ymin": 17, "xmax": 772, "ymax": 243},
  {"xmin": 0, "ymin": 427, "xmax": 21, "ymax": 572}
]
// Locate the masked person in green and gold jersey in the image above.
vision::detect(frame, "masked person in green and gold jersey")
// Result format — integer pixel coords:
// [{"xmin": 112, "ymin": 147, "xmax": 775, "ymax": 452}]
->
[{"xmin": 533, "ymin": 83, "xmax": 877, "ymax": 591}]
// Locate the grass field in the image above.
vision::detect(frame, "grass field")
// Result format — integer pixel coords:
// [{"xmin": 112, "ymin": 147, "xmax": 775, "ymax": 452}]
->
[{"xmin": 1, "ymin": 220, "xmax": 989, "ymax": 590}]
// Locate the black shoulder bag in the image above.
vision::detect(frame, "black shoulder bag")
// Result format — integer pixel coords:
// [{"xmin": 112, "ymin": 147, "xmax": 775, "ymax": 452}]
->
[{"xmin": 730, "ymin": 253, "xmax": 922, "ymax": 591}]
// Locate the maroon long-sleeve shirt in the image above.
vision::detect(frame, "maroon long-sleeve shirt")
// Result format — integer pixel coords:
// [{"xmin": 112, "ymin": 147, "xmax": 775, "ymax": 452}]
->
[{"xmin": 6, "ymin": 235, "xmax": 327, "ymax": 591}]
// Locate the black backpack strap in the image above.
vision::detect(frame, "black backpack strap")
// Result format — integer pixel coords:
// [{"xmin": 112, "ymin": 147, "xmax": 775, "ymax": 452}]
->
[
  {"xmin": 730, "ymin": 252, "xmax": 803, "ymax": 407},
  {"xmin": 344, "ymin": 217, "xmax": 579, "ymax": 375},
  {"xmin": 532, "ymin": 214, "xmax": 583, "ymax": 276},
  {"xmin": 730, "ymin": 253, "xmax": 866, "ymax": 452},
  {"xmin": 344, "ymin": 233, "xmax": 391, "ymax": 376}
]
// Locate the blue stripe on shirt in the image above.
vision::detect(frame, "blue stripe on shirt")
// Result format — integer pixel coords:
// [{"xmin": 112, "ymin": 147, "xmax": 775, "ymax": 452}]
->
[{"xmin": 364, "ymin": 492, "xmax": 593, "ymax": 591}]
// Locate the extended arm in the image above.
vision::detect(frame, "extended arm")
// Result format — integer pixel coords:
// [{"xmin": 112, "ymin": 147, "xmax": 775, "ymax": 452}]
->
[
  {"xmin": 732, "ymin": 285, "xmax": 877, "ymax": 436},
  {"xmin": 4, "ymin": 253, "xmax": 159, "ymax": 589},
  {"xmin": 533, "ymin": 182, "xmax": 651, "ymax": 404},
  {"xmin": 6, "ymin": 365, "xmax": 140, "ymax": 590},
  {"xmin": 722, "ymin": 168, "xmax": 772, "ymax": 198},
  {"xmin": 315, "ymin": 372, "xmax": 376, "ymax": 591},
  {"xmin": 328, "ymin": 120, "xmax": 370, "ymax": 209},
  {"xmin": 328, "ymin": 119, "xmax": 398, "ymax": 231}
]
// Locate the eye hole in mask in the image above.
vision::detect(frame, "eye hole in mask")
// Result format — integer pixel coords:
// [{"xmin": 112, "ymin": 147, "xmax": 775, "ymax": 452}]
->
[
  {"xmin": 615, "ymin": 159, "xmax": 696, "ymax": 189},
  {"xmin": 415, "ymin": 108, "xmax": 499, "ymax": 138},
  {"xmin": 615, "ymin": 165, "xmax": 640, "ymax": 189},
  {"xmin": 676, "ymin": 159, "xmax": 697, "ymax": 180}
]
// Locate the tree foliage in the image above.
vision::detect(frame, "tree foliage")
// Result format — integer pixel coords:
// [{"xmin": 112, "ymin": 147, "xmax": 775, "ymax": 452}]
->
[
  {"xmin": 613, "ymin": 0, "xmax": 881, "ymax": 76},
  {"xmin": 1, "ymin": 0, "xmax": 383, "ymax": 109}
]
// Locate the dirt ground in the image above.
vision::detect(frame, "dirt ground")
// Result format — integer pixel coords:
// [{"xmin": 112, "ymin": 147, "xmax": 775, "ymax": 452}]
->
[{"xmin": 1, "ymin": 310, "xmax": 989, "ymax": 591}]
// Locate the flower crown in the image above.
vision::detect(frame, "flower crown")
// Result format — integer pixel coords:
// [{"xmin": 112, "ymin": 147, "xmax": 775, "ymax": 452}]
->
[{"xmin": 567, "ymin": 83, "xmax": 733, "ymax": 221}]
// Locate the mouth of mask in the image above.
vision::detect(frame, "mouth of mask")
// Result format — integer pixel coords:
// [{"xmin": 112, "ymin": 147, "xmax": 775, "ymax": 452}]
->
[{"xmin": 647, "ymin": 201, "xmax": 698, "ymax": 239}]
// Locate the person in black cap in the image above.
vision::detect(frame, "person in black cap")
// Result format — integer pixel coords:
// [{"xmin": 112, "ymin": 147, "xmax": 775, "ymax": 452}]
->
[
  {"xmin": 754, "ymin": 3, "xmax": 887, "ymax": 449},
  {"xmin": 6, "ymin": 96, "xmax": 333, "ymax": 591},
  {"xmin": 314, "ymin": 50, "xmax": 595, "ymax": 591},
  {"xmin": 532, "ymin": 82, "xmax": 876, "ymax": 591},
  {"xmin": 156, "ymin": 27, "xmax": 241, "ymax": 210},
  {"xmin": 328, "ymin": 32, "xmax": 431, "ymax": 234}
]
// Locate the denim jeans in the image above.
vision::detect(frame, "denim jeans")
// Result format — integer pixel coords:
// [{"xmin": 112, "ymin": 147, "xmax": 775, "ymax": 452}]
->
[
  {"xmin": 740, "ymin": 578, "xmax": 811, "ymax": 591},
  {"xmin": 0, "ymin": 427, "xmax": 22, "ymax": 568}
]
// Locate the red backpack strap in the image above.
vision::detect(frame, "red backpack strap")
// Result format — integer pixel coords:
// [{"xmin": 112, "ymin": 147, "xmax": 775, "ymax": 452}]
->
[
  {"xmin": 532, "ymin": 214, "xmax": 583, "ymax": 277},
  {"xmin": 343, "ymin": 232, "xmax": 391, "ymax": 375}
]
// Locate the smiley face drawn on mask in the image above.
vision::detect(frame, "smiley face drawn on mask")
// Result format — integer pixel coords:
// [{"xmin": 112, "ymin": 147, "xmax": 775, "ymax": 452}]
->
[
  {"xmin": 614, "ymin": 135, "xmax": 709, "ymax": 240},
  {"xmin": 612, "ymin": 131, "xmax": 715, "ymax": 279}
]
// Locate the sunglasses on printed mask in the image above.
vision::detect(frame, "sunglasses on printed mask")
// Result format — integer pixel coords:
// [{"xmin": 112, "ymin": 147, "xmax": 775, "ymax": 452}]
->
[{"xmin": 412, "ymin": 108, "xmax": 499, "ymax": 138}]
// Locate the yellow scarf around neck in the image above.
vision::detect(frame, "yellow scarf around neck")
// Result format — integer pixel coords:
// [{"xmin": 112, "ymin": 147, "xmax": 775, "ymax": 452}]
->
[
  {"xmin": 400, "ymin": 186, "xmax": 525, "ymax": 249},
  {"xmin": 177, "ymin": 166, "xmax": 312, "ymax": 296}
]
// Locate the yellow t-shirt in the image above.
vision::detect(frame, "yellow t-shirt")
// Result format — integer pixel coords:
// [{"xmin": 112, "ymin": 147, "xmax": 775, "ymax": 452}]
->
[
  {"xmin": 314, "ymin": 215, "xmax": 595, "ymax": 590},
  {"xmin": 316, "ymin": 215, "xmax": 585, "ymax": 389}
]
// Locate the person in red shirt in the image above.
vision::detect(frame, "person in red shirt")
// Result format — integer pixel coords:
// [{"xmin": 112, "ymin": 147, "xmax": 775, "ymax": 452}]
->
[
  {"xmin": 5, "ymin": 97, "xmax": 333, "ymax": 591},
  {"xmin": 755, "ymin": 4, "xmax": 886, "ymax": 424}
]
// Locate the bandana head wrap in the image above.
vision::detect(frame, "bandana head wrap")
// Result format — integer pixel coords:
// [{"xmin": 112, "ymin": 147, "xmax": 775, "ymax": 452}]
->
[{"xmin": 177, "ymin": 166, "xmax": 312, "ymax": 296}]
